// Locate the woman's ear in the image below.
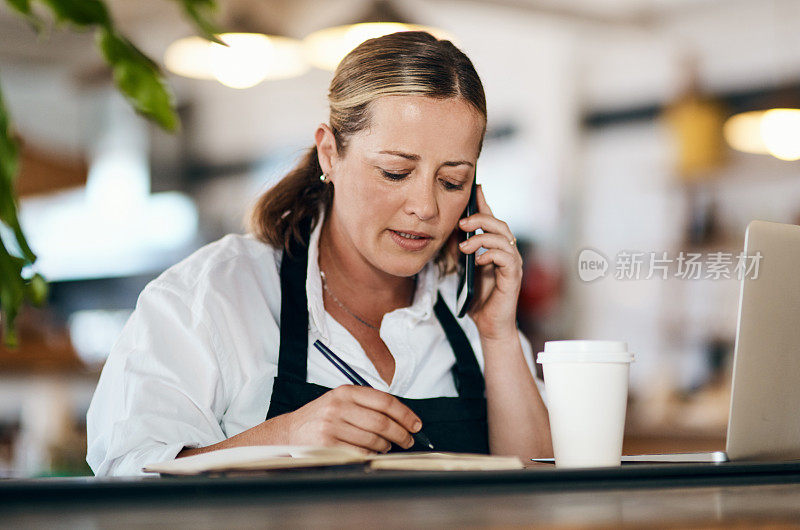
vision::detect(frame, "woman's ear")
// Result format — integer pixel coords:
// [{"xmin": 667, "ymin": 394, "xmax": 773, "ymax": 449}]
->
[{"xmin": 315, "ymin": 124, "xmax": 338, "ymax": 177}]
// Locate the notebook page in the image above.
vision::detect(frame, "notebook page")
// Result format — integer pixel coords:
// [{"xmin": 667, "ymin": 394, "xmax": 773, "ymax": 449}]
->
[{"xmin": 143, "ymin": 445, "xmax": 366, "ymax": 475}]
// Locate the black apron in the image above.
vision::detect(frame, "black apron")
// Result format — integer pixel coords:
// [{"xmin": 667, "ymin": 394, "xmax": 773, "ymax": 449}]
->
[{"xmin": 265, "ymin": 217, "xmax": 489, "ymax": 453}]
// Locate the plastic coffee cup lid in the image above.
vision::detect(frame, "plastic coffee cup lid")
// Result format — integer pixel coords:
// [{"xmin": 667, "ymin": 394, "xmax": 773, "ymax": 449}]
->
[{"xmin": 537, "ymin": 340, "xmax": 634, "ymax": 363}]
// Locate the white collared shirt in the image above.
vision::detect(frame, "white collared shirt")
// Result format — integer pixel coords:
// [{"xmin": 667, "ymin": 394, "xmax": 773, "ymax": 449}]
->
[{"xmin": 86, "ymin": 210, "xmax": 545, "ymax": 476}]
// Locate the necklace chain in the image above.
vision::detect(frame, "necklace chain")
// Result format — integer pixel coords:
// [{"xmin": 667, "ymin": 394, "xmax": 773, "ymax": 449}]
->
[
  {"xmin": 320, "ymin": 271, "xmax": 381, "ymax": 330},
  {"xmin": 319, "ymin": 270, "xmax": 417, "ymax": 330}
]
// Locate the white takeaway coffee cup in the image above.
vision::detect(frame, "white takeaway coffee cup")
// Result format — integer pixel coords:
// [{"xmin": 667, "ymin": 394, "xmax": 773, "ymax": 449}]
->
[{"xmin": 537, "ymin": 340, "xmax": 635, "ymax": 468}]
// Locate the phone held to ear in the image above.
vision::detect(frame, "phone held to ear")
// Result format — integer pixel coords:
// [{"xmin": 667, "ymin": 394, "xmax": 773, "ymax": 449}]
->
[{"xmin": 456, "ymin": 174, "xmax": 478, "ymax": 318}]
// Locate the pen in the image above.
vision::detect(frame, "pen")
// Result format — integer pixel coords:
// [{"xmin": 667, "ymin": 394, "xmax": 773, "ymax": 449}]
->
[{"xmin": 313, "ymin": 339, "xmax": 435, "ymax": 450}]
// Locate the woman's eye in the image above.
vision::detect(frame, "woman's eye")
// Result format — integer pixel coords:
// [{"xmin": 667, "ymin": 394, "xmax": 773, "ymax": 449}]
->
[
  {"xmin": 381, "ymin": 170, "xmax": 409, "ymax": 180},
  {"xmin": 379, "ymin": 169, "xmax": 463, "ymax": 191},
  {"xmin": 442, "ymin": 180, "xmax": 464, "ymax": 191}
]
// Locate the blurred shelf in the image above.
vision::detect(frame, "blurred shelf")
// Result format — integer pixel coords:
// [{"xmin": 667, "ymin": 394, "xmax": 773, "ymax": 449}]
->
[
  {"xmin": 0, "ymin": 306, "xmax": 94, "ymax": 375},
  {"xmin": 17, "ymin": 141, "xmax": 87, "ymax": 198}
]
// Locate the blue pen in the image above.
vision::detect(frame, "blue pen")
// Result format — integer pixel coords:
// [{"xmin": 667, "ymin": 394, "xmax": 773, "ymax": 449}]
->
[{"xmin": 313, "ymin": 339, "xmax": 435, "ymax": 450}]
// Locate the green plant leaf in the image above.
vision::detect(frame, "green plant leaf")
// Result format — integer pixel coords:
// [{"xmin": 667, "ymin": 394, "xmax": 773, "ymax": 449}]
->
[
  {"xmin": 0, "ymin": 130, "xmax": 18, "ymax": 191},
  {"xmin": 97, "ymin": 27, "xmax": 159, "ymax": 70},
  {"xmin": 97, "ymin": 28, "xmax": 179, "ymax": 131},
  {"xmin": 5, "ymin": 0, "xmax": 35, "ymax": 21},
  {"xmin": 0, "ymin": 77, "xmax": 19, "ymax": 185},
  {"xmin": 177, "ymin": 0, "xmax": 225, "ymax": 45},
  {"xmin": 0, "ymin": 81, "xmax": 35, "ymax": 263},
  {"xmin": 26, "ymin": 272, "xmax": 48, "ymax": 306},
  {"xmin": 0, "ymin": 0, "xmax": 221, "ymax": 347},
  {"xmin": 39, "ymin": 0, "xmax": 110, "ymax": 27},
  {"xmin": 0, "ymin": 77, "xmax": 42, "ymax": 347},
  {"xmin": 4, "ymin": 0, "xmax": 44, "ymax": 32},
  {"xmin": 5, "ymin": 0, "xmax": 32, "ymax": 13},
  {"xmin": 0, "ymin": 233, "xmax": 25, "ymax": 348},
  {"xmin": 0, "ymin": 198, "xmax": 35, "ymax": 263}
]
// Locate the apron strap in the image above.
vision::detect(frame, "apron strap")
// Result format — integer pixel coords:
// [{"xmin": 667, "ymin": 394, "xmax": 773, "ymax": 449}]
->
[
  {"xmin": 277, "ymin": 215, "xmax": 313, "ymax": 382},
  {"xmin": 276, "ymin": 214, "xmax": 485, "ymax": 398},
  {"xmin": 433, "ymin": 293, "xmax": 486, "ymax": 398}
]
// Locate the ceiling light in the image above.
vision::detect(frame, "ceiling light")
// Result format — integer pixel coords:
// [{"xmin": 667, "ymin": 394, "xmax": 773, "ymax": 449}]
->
[
  {"xmin": 303, "ymin": 22, "xmax": 456, "ymax": 71},
  {"xmin": 302, "ymin": 0, "xmax": 456, "ymax": 71},
  {"xmin": 723, "ymin": 108, "xmax": 800, "ymax": 161},
  {"xmin": 164, "ymin": 33, "xmax": 308, "ymax": 88},
  {"xmin": 163, "ymin": 36, "xmax": 216, "ymax": 80},
  {"xmin": 723, "ymin": 111, "xmax": 768, "ymax": 155},
  {"xmin": 760, "ymin": 108, "xmax": 800, "ymax": 161}
]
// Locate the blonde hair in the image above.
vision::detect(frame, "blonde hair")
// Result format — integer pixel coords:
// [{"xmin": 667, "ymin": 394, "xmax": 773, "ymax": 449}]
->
[{"xmin": 248, "ymin": 31, "xmax": 487, "ymax": 272}]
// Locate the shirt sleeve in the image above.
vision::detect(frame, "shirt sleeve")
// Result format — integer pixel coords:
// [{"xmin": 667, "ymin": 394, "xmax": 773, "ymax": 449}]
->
[
  {"xmin": 518, "ymin": 330, "xmax": 547, "ymax": 408},
  {"xmin": 86, "ymin": 283, "xmax": 229, "ymax": 476}
]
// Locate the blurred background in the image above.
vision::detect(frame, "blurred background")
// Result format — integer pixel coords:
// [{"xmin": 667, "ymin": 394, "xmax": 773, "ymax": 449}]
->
[{"xmin": 1, "ymin": 0, "xmax": 799, "ymax": 477}]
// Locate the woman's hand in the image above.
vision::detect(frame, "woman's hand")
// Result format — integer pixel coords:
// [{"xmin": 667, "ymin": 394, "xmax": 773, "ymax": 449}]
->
[
  {"xmin": 284, "ymin": 385, "xmax": 421, "ymax": 453},
  {"xmin": 458, "ymin": 184, "xmax": 523, "ymax": 341},
  {"xmin": 177, "ymin": 385, "xmax": 422, "ymax": 459}
]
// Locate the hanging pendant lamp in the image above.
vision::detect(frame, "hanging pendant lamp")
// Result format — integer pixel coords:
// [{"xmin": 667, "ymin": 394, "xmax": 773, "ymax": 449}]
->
[
  {"xmin": 164, "ymin": 9, "xmax": 308, "ymax": 89},
  {"xmin": 302, "ymin": 0, "xmax": 457, "ymax": 71},
  {"xmin": 723, "ymin": 88, "xmax": 800, "ymax": 161}
]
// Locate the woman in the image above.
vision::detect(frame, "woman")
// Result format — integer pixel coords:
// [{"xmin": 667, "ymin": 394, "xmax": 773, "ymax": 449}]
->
[{"xmin": 87, "ymin": 31, "xmax": 552, "ymax": 476}]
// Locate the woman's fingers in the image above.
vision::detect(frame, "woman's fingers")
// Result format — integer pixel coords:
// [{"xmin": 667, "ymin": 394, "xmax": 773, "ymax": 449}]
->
[
  {"xmin": 475, "ymin": 248, "xmax": 520, "ymax": 273},
  {"xmin": 344, "ymin": 386, "xmax": 422, "ymax": 434},
  {"xmin": 326, "ymin": 437, "xmax": 374, "ymax": 455},
  {"xmin": 319, "ymin": 386, "xmax": 419, "ymax": 450},
  {"xmin": 295, "ymin": 386, "xmax": 424, "ymax": 452},
  {"xmin": 460, "ymin": 186, "xmax": 515, "ymax": 246},
  {"xmin": 459, "ymin": 213, "xmax": 513, "ymax": 243},
  {"xmin": 339, "ymin": 402, "xmax": 415, "ymax": 450},
  {"xmin": 331, "ymin": 420, "xmax": 394, "ymax": 453},
  {"xmin": 459, "ymin": 232, "xmax": 519, "ymax": 257},
  {"xmin": 476, "ymin": 184, "xmax": 494, "ymax": 216},
  {"xmin": 455, "ymin": 186, "xmax": 523, "ymax": 339}
]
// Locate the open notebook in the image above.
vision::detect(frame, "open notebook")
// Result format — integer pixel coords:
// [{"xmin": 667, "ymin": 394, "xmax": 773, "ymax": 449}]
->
[{"xmin": 143, "ymin": 445, "xmax": 523, "ymax": 475}]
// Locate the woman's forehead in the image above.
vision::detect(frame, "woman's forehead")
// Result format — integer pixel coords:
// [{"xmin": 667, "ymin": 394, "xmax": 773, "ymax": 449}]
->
[{"xmin": 355, "ymin": 95, "xmax": 484, "ymax": 160}]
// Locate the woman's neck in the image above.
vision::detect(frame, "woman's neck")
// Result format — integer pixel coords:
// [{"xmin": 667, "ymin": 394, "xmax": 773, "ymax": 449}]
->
[{"xmin": 317, "ymin": 213, "xmax": 416, "ymax": 315}]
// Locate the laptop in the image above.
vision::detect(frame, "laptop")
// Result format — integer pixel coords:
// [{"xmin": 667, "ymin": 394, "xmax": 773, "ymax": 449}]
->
[{"xmin": 540, "ymin": 220, "xmax": 800, "ymax": 464}]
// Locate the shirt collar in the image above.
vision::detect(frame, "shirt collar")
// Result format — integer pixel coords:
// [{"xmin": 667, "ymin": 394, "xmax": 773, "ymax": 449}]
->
[
  {"xmin": 306, "ymin": 211, "xmax": 329, "ymax": 338},
  {"xmin": 305, "ymin": 208, "xmax": 439, "ymax": 339}
]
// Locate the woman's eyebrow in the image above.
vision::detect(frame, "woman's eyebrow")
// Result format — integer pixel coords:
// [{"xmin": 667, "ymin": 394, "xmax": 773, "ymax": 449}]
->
[{"xmin": 377, "ymin": 150, "xmax": 474, "ymax": 167}]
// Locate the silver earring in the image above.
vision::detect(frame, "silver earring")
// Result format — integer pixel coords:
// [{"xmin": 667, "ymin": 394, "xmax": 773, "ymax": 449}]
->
[{"xmin": 319, "ymin": 173, "xmax": 327, "ymax": 182}]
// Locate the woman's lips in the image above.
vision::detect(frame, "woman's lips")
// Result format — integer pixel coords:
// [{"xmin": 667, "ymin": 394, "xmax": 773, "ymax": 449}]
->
[{"xmin": 388, "ymin": 229, "xmax": 433, "ymax": 251}]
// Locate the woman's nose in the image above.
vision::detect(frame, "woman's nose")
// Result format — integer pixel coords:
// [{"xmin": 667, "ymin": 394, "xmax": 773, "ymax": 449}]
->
[{"xmin": 402, "ymin": 175, "xmax": 439, "ymax": 221}]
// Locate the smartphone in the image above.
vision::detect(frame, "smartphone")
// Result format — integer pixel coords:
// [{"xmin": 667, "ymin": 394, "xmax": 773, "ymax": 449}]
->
[{"xmin": 456, "ymin": 173, "xmax": 479, "ymax": 318}]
